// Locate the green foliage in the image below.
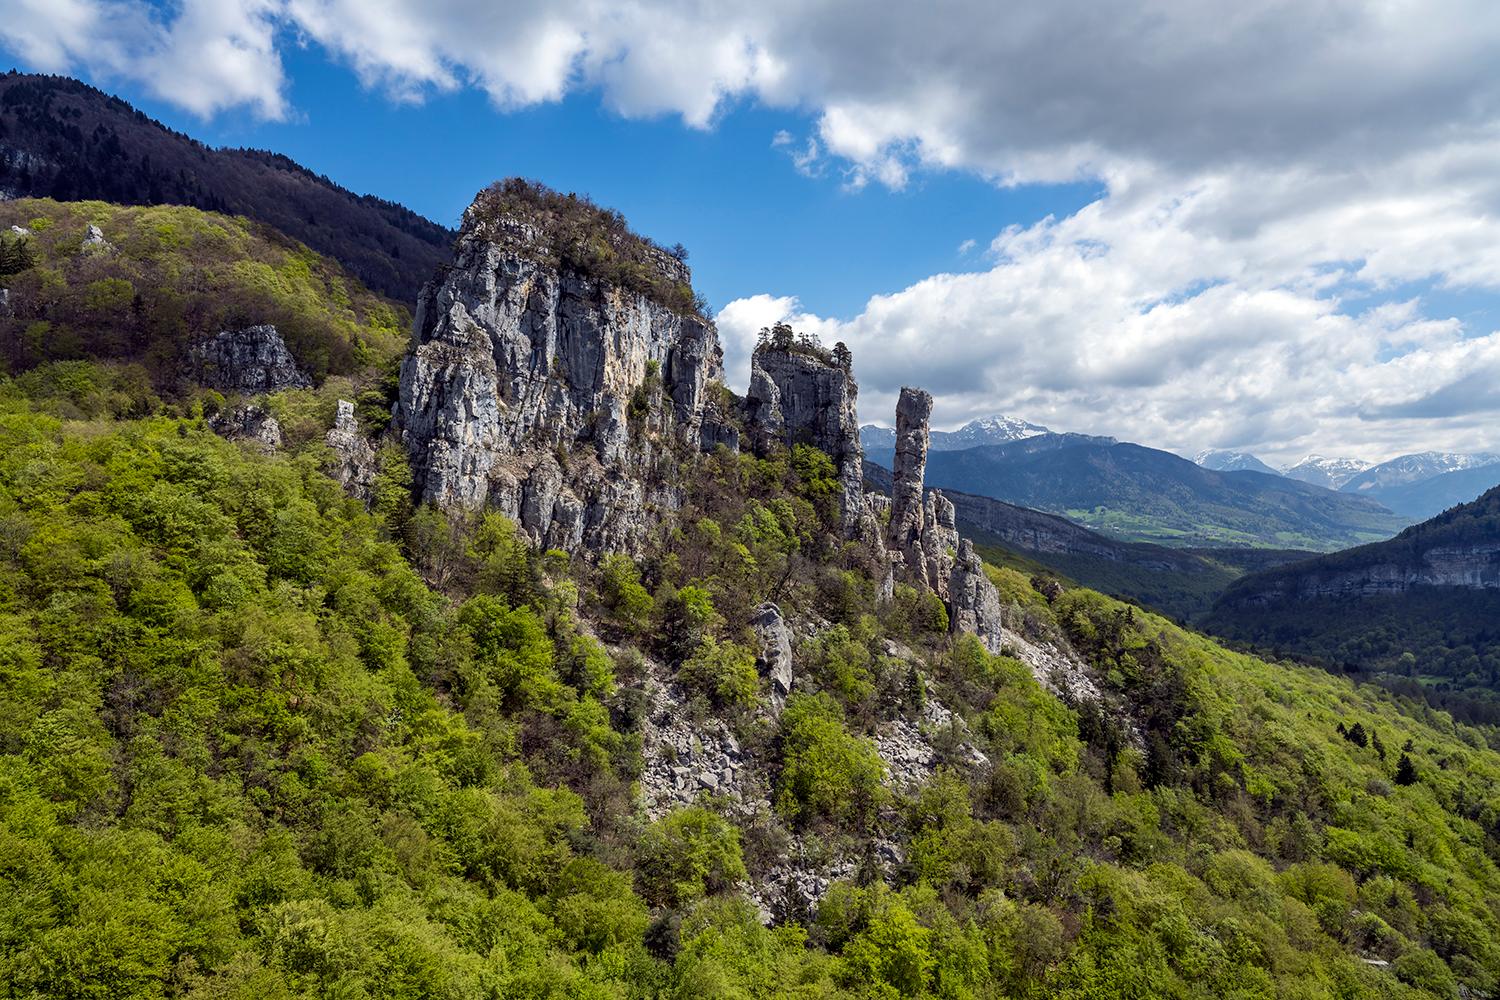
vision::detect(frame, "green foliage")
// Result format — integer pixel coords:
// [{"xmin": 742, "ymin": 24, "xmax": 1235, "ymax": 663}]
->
[
  {"xmin": 598, "ymin": 552, "xmax": 654, "ymax": 633},
  {"xmin": 790, "ymin": 443, "xmax": 841, "ymax": 527},
  {"xmin": 0, "ymin": 229, "xmax": 36, "ymax": 276},
  {"xmin": 638, "ymin": 806, "xmax": 749, "ymax": 908},
  {"xmin": 776, "ymin": 693, "xmax": 887, "ymax": 828},
  {"xmin": 0, "ymin": 199, "xmax": 407, "ymax": 381},
  {"xmin": 678, "ymin": 637, "xmax": 761, "ymax": 710}
]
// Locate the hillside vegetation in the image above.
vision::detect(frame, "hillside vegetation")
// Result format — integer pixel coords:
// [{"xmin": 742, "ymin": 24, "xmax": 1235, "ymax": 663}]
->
[
  {"xmin": 2, "ymin": 365, "xmax": 1499, "ymax": 998},
  {"xmin": 0, "ymin": 199, "xmax": 407, "ymax": 385},
  {"xmin": 0, "ymin": 72, "xmax": 454, "ymax": 301},
  {"xmin": 1207, "ymin": 487, "xmax": 1500, "ymax": 726}
]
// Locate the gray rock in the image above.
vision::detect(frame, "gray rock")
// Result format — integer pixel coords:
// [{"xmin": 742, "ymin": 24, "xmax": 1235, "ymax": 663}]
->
[
  {"xmin": 8, "ymin": 225, "xmax": 30, "ymax": 237},
  {"xmin": 0, "ymin": 288, "xmax": 8, "ymax": 313},
  {"xmin": 744, "ymin": 345, "xmax": 868, "ymax": 537},
  {"xmin": 889, "ymin": 387, "xmax": 933, "ymax": 560},
  {"xmin": 325, "ymin": 399, "xmax": 378, "ymax": 501},
  {"xmin": 949, "ymin": 538, "xmax": 1006, "ymax": 653},
  {"xmin": 81, "ymin": 223, "xmax": 111, "ymax": 251},
  {"xmin": 187, "ymin": 325, "xmax": 312, "ymax": 395},
  {"xmin": 208, "ymin": 404, "xmax": 282, "ymax": 452},
  {"xmin": 751, "ymin": 602, "xmax": 795, "ymax": 712},
  {"xmin": 393, "ymin": 201, "xmax": 724, "ymax": 555}
]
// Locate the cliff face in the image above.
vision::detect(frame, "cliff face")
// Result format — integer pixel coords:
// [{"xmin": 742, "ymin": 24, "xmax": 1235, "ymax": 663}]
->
[
  {"xmin": 745, "ymin": 345, "xmax": 868, "ymax": 538},
  {"xmin": 394, "ymin": 208, "xmax": 723, "ymax": 553},
  {"xmin": 1215, "ymin": 485, "xmax": 1500, "ymax": 607}
]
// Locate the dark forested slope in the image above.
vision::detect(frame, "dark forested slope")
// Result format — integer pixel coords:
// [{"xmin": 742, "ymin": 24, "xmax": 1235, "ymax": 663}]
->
[{"xmin": 0, "ymin": 72, "xmax": 452, "ymax": 300}]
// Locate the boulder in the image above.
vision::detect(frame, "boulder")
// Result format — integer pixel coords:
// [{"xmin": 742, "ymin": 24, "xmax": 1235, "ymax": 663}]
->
[
  {"xmin": 325, "ymin": 399, "xmax": 378, "ymax": 500},
  {"xmin": 208, "ymin": 404, "xmax": 282, "ymax": 452},
  {"xmin": 751, "ymin": 602, "xmax": 795, "ymax": 712},
  {"xmin": 187, "ymin": 325, "xmax": 312, "ymax": 395}
]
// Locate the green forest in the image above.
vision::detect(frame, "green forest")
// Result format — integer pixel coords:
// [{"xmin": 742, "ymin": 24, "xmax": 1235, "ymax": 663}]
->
[
  {"xmin": 0, "ymin": 199, "xmax": 408, "ymax": 383},
  {"xmin": 3, "ymin": 354, "xmax": 1500, "ymax": 998}
]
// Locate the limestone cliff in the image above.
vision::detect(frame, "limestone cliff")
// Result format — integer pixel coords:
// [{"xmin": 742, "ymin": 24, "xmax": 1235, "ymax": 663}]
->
[
  {"xmin": 394, "ymin": 193, "xmax": 724, "ymax": 553},
  {"xmin": 1215, "ymin": 484, "xmax": 1500, "ymax": 606},
  {"xmin": 187, "ymin": 325, "xmax": 311, "ymax": 395},
  {"xmin": 744, "ymin": 342, "xmax": 868, "ymax": 538}
]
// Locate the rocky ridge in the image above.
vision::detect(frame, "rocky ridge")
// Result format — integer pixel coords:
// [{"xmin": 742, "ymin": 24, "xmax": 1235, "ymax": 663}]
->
[{"xmin": 393, "ymin": 203, "xmax": 723, "ymax": 554}]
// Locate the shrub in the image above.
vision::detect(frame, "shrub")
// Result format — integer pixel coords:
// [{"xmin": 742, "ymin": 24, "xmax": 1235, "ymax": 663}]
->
[
  {"xmin": 678, "ymin": 637, "xmax": 761, "ymax": 710},
  {"xmin": 776, "ymin": 692, "xmax": 886, "ymax": 827},
  {"xmin": 638, "ymin": 807, "xmax": 748, "ymax": 908}
]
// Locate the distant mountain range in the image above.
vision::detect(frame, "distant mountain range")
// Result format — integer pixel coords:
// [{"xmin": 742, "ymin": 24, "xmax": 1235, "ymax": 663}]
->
[
  {"xmin": 1194, "ymin": 450, "xmax": 1281, "ymax": 476},
  {"xmin": 0, "ymin": 72, "xmax": 453, "ymax": 301},
  {"xmin": 860, "ymin": 414, "xmax": 1054, "ymax": 451},
  {"xmin": 1281, "ymin": 455, "xmax": 1372, "ymax": 490},
  {"xmin": 865, "ymin": 461, "xmax": 1314, "ymax": 619},
  {"xmin": 866, "ymin": 433, "xmax": 1406, "ymax": 550},
  {"xmin": 1192, "ymin": 445, "xmax": 1500, "ymax": 520}
]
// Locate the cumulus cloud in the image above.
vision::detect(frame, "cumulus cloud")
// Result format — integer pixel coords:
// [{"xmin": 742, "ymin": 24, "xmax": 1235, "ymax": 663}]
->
[
  {"xmin": 0, "ymin": 0, "xmax": 287, "ymax": 119},
  {"xmin": 7, "ymin": 0, "xmax": 1500, "ymax": 459},
  {"xmin": 724, "ymin": 155, "xmax": 1500, "ymax": 463}
]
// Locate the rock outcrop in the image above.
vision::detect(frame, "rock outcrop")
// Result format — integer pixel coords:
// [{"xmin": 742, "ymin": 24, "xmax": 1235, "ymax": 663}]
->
[
  {"xmin": 208, "ymin": 404, "xmax": 282, "ymax": 452},
  {"xmin": 876, "ymin": 386, "xmax": 1008, "ymax": 652},
  {"xmin": 751, "ymin": 603, "xmax": 794, "ymax": 713},
  {"xmin": 80, "ymin": 223, "xmax": 110, "ymax": 251},
  {"xmin": 394, "ymin": 201, "xmax": 724, "ymax": 554},
  {"xmin": 326, "ymin": 400, "xmax": 378, "ymax": 501},
  {"xmin": 187, "ymin": 325, "xmax": 312, "ymax": 395},
  {"xmin": 745, "ymin": 344, "xmax": 868, "ymax": 537},
  {"xmin": 888, "ymin": 387, "xmax": 933, "ymax": 560}
]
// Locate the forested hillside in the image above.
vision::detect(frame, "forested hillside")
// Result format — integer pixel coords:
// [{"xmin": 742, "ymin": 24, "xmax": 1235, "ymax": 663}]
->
[
  {"xmin": 1207, "ymin": 487, "xmax": 1500, "ymax": 725},
  {"xmin": 0, "ymin": 73, "xmax": 452, "ymax": 300},
  {"xmin": 0, "ymin": 198, "xmax": 408, "ymax": 385},
  {"xmin": 868, "ymin": 436, "xmax": 1407, "ymax": 550},
  {"xmin": 3, "ymin": 362, "xmax": 1500, "ymax": 997}
]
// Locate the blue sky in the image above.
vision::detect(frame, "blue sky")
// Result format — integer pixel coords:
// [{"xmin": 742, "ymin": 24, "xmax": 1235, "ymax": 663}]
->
[
  {"xmin": 4, "ymin": 1, "xmax": 1500, "ymax": 464},
  {"xmin": 85, "ymin": 40, "xmax": 1101, "ymax": 320}
]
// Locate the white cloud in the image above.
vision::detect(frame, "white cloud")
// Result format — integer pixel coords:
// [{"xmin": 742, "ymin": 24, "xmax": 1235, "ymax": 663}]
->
[
  {"xmin": 0, "ymin": 0, "xmax": 287, "ymax": 119},
  {"xmin": 8, "ymin": 1, "xmax": 1500, "ymax": 459},
  {"xmin": 725, "ymin": 153, "xmax": 1500, "ymax": 464}
]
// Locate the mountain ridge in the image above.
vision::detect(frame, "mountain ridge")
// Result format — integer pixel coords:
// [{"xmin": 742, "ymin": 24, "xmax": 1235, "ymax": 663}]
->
[
  {"xmin": 0, "ymin": 71, "xmax": 453, "ymax": 301},
  {"xmin": 867, "ymin": 435, "xmax": 1408, "ymax": 550}
]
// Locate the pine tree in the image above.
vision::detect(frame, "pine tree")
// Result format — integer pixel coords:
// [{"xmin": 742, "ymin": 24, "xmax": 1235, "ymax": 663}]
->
[{"xmin": 1395, "ymin": 753, "xmax": 1418, "ymax": 786}]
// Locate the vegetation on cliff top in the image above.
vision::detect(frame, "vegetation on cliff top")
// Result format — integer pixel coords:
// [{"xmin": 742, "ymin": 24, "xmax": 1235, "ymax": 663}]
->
[{"xmin": 469, "ymin": 178, "xmax": 711, "ymax": 319}]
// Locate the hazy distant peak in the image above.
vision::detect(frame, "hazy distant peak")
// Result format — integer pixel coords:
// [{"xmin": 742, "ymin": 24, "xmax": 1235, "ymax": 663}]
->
[
  {"xmin": 1193, "ymin": 449, "xmax": 1280, "ymax": 476},
  {"xmin": 861, "ymin": 413, "xmax": 1050, "ymax": 451}
]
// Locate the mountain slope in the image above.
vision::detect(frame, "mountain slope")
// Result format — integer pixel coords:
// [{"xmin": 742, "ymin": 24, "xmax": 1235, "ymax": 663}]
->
[
  {"xmin": 5, "ymin": 176, "xmax": 1500, "ymax": 998},
  {"xmin": 1343, "ymin": 451, "xmax": 1500, "ymax": 493},
  {"xmin": 0, "ymin": 198, "xmax": 407, "ymax": 384},
  {"xmin": 1357, "ymin": 462, "xmax": 1500, "ymax": 520},
  {"xmin": 0, "ymin": 72, "xmax": 452, "ymax": 300},
  {"xmin": 866, "ymin": 460, "xmax": 1314, "ymax": 619},
  {"xmin": 869, "ymin": 436, "xmax": 1408, "ymax": 549},
  {"xmin": 1206, "ymin": 486, "xmax": 1500, "ymax": 715},
  {"xmin": 1282, "ymin": 454, "xmax": 1371, "ymax": 489}
]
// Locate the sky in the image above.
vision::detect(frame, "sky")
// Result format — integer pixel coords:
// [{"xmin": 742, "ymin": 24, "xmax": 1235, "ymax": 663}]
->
[{"xmin": 4, "ymin": 1, "xmax": 1500, "ymax": 466}]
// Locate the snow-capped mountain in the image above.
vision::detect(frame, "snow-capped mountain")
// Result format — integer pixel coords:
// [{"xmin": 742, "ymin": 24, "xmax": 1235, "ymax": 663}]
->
[
  {"xmin": 1281, "ymin": 455, "xmax": 1372, "ymax": 490},
  {"xmin": 1193, "ymin": 449, "xmax": 1281, "ymax": 477},
  {"xmin": 1341, "ymin": 452, "xmax": 1500, "ymax": 492},
  {"xmin": 861, "ymin": 414, "xmax": 1051, "ymax": 451}
]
